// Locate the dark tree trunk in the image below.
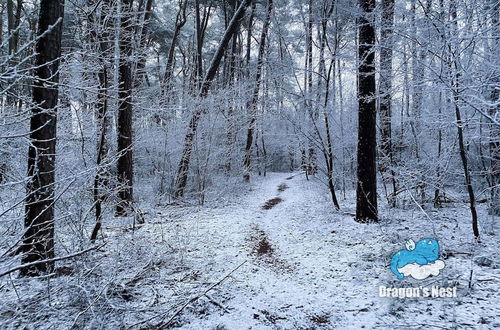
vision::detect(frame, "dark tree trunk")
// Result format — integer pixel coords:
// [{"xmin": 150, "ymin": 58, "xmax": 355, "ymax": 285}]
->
[
  {"xmin": 116, "ymin": 0, "xmax": 134, "ymax": 216},
  {"xmin": 324, "ymin": 61, "xmax": 340, "ymax": 210},
  {"xmin": 454, "ymin": 97, "xmax": 480, "ymax": 239},
  {"xmin": 7, "ymin": 0, "xmax": 15, "ymax": 55},
  {"xmin": 355, "ymin": 0, "xmax": 378, "ymax": 223},
  {"xmin": 450, "ymin": 3, "xmax": 479, "ymax": 239},
  {"xmin": 13, "ymin": 0, "xmax": 23, "ymax": 53},
  {"xmin": 21, "ymin": 0, "xmax": 64, "ymax": 276},
  {"xmin": 434, "ymin": 90, "xmax": 443, "ymax": 208},
  {"xmin": 174, "ymin": 0, "xmax": 252, "ymax": 197},
  {"xmin": 243, "ymin": 0, "xmax": 273, "ymax": 182},
  {"xmin": 194, "ymin": 0, "xmax": 204, "ymax": 87}
]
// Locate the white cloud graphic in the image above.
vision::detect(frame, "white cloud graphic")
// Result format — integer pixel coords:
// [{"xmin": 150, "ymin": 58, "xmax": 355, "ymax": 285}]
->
[{"xmin": 398, "ymin": 260, "xmax": 445, "ymax": 280}]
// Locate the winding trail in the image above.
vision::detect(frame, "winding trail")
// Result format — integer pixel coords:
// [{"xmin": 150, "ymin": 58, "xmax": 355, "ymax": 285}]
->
[
  {"xmin": 160, "ymin": 173, "xmax": 385, "ymax": 329},
  {"xmin": 149, "ymin": 172, "xmax": 499, "ymax": 329}
]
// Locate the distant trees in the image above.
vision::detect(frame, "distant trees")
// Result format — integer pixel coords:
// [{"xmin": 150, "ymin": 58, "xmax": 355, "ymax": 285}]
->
[
  {"xmin": 243, "ymin": 0, "xmax": 273, "ymax": 182},
  {"xmin": 356, "ymin": 0, "xmax": 378, "ymax": 222},
  {"xmin": 162, "ymin": 0, "xmax": 187, "ymax": 100},
  {"xmin": 174, "ymin": 0, "xmax": 252, "ymax": 198},
  {"xmin": 21, "ymin": 0, "xmax": 65, "ymax": 276}
]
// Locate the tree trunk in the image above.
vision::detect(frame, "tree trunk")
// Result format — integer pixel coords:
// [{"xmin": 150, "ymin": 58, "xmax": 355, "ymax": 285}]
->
[
  {"xmin": 21, "ymin": 0, "xmax": 64, "ymax": 276},
  {"xmin": 318, "ymin": 1, "xmax": 339, "ymax": 209},
  {"xmin": 194, "ymin": 0, "xmax": 204, "ymax": 88},
  {"xmin": 488, "ymin": 1, "xmax": 500, "ymax": 215},
  {"xmin": 245, "ymin": 0, "xmax": 256, "ymax": 70},
  {"xmin": 0, "ymin": 4, "xmax": 3, "ymax": 51},
  {"xmin": 88, "ymin": 0, "xmax": 112, "ymax": 241},
  {"xmin": 243, "ymin": 0, "xmax": 273, "ymax": 182},
  {"xmin": 450, "ymin": 3, "xmax": 479, "ymax": 239},
  {"xmin": 174, "ymin": 0, "xmax": 252, "ymax": 197},
  {"xmin": 379, "ymin": 0, "xmax": 396, "ymax": 207},
  {"xmin": 324, "ymin": 60, "xmax": 340, "ymax": 210},
  {"xmin": 6, "ymin": 0, "xmax": 23, "ymax": 108},
  {"xmin": 116, "ymin": 0, "xmax": 134, "ymax": 216},
  {"xmin": 433, "ymin": 90, "xmax": 443, "ymax": 208},
  {"xmin": 355, "ymin": 0, "xmax": 378, "ymax": 223},
  {"xmin": 305, "ymin": 0, "xmax": 317, "ymax": 176},
  {"xmin": 7, "ymin": 0, "xmax": 15, "ymax": 55},
  {"xmin": 225, "ymin": 0, "xmax": 240, "ymax": 174}
]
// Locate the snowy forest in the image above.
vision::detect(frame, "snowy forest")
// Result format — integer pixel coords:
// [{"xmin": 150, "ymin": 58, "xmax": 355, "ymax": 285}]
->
[{"xmin": 0, "ymin": 0, "xmax": 499, "ymax": 328}]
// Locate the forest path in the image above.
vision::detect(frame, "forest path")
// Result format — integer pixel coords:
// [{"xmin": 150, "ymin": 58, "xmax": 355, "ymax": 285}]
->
[
  {"xmin": 1, "ymin": 175, "xmax": 496, "ymax": 329},
  {"xmin": 152, "ymin": 172, "xmax": 499, "ymax": 329},
  {"xmin": 164, "ymin": 172, "xmax": 385, "ymax": 329}
]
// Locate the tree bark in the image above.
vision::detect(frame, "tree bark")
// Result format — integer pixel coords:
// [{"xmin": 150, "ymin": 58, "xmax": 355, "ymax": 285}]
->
[
  {"xmin": 116, "ymin": 0, "xmax": 135, "ymax": 215},
  {"xmin": 21, "ymin": 0, "xmax": 64, "ymax": 276},
  {"xmin": 355, "ymin": 0, "xmax": 378, "ymax": 222}
]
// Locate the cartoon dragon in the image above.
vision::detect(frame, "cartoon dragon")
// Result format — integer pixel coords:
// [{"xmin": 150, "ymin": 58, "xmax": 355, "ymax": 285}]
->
[{"xmin": 390, "ymin": 238, "xmax": 440, "ymax": 280}]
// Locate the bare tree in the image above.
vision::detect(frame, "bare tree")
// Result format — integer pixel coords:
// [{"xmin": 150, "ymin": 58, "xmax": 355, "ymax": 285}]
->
[
  {"xmin": 449, "ymin": 1, "xmax": 479, "ymax": 239},
  {"xmin": 162, "ymin": 0, "xmax": 187, "ymax": 99},
  {"xmin": 89, "ymin": 0, "xmax": 113, "ymax": 241},
  {"xmin": 356, "ymin": 0, "xmax": 378, "ymax": 222},
  {"xmin": 174, "ymin": 0, "xmax": 252, "ymax": 197},
  {"xmin": 116, "ymin": 0, "xmax": 135, "ymax": 216},
  {"xmin": 243, "ymin": 0, "xmax": 273, "ymax": 182},
  {"xmin": 21, "ymin": 0, "xmax": 65, "ymax": 276},
  {"xmin": 379, "ymin": 0, "xmax": 396, "ymax": 207}
]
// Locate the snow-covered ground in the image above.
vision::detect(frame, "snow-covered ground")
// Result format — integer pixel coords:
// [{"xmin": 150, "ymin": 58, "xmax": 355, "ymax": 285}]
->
[{"xmin": 1, "ymin": 172, "xmax": 499, "ymax": 329}]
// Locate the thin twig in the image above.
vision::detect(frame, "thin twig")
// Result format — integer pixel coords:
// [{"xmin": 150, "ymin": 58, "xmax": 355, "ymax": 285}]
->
[
  {"xmin": 0, "ymin": 243, "xmax": 106, "ymax": 278},
  {"xmin": 160, "ymin": 260, "xmax": 247, "ymax": 327}
]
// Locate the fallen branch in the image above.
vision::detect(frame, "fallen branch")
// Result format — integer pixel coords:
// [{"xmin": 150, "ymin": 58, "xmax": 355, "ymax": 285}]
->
[
  {"xmin": 159, "ymin": 260, "xmax": 247, "ymax": 327},
  {"xmin": 0, "ymin": 243, "xmax": 106, "ymax": 278}
]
